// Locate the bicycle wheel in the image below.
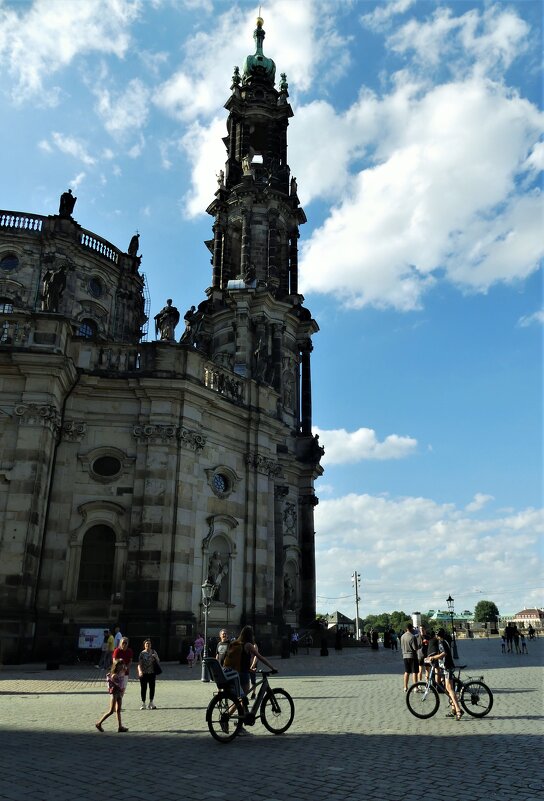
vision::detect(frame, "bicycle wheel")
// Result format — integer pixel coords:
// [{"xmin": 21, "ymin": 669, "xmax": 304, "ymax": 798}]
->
[
  {"xmin": 261, "ymin": 689, "xmax": 295, "ymax": 734},
  {"xmin": 206, "ymin": 692, "xmax": 244, "ymax": 743},
  {"xmin": 460, "ymin": 680, "xmax": 493, "ymax": 717},
  {"xmin": 406, "ymin": 683, "xmax": 440, "ymax": 719}
]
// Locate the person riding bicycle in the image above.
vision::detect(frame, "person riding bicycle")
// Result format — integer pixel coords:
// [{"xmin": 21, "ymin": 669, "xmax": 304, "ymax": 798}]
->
[
  {"xmin": 426, "ymin": 628, "xmax": 463, "ymax": 720},
  {"xmin": 238, "ymin": 625, "xmax": 276, "ymax": 696}
]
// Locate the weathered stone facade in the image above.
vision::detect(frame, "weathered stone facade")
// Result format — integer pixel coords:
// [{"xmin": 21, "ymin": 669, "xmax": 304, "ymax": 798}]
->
[{"xmin": 0, "ymin": 19, "xmax": 322, "ymax": 663}]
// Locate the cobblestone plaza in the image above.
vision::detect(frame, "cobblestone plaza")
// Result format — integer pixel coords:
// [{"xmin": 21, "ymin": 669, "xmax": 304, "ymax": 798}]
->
[{"xmin": 0, "ymin": 639, "xmax": 542, "ymax": 801}]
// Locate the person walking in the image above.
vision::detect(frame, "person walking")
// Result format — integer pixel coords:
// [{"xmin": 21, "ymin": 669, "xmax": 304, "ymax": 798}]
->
[
  {"xmin": 95, "ymin": 658, "xmax": 128, "ymax": 732},
  {"xmin": 194, "ymin": 633, "xmax": 204, "ymax": 662},
  {"xmin": 187, "ymin": 645, "xmax": 195, "ymax": 668},
  {"xmin": 401, "ymin": 622, "xmax": 419, "ymax": 693},
  {"xmin": 137, "ymin": 639, "xmax": 160, "ymax": 709},
  {"xmin": 112, "ymin": 636, "xmax": 133, "ymax": 692}
]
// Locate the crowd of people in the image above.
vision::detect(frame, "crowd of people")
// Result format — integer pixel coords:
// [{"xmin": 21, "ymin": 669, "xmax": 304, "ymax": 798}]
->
[
  {"xmin": 94, "ymin": 631, "xmax": 161, "ymax": 733},
  {"xmin": 93, "ymin": 625, "xmax": 276, "ymax": 733}
]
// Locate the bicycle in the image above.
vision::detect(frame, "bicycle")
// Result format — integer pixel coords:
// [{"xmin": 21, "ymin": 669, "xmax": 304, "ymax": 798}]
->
[
  {"xmin": 406, "ymin": 663, "xmax": 493, "ymax": 719},
  {"xmin": 203, "ymin": 657, "xmax": 295, "ymax": 743}
]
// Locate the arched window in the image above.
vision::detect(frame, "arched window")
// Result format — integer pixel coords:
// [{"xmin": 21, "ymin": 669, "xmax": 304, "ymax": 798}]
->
[
  {"xmin": 77, "ymin": 318, "xmax": 97, "ymax": 338},
  {"xmin": 77, "ymin": 525, "xmax": 115, "ymax": 600}
]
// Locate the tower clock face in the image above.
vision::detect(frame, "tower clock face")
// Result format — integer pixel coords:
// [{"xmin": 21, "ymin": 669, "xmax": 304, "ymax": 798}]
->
[{"xmin": 213, "ymin": 473, "xmax": 228, "ymax": 494}]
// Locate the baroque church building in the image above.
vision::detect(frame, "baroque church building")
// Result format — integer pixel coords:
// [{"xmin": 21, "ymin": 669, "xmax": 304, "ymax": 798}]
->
[{"xmin": 0, "ymin": 18, "xmax": 322, "ymax": 663}]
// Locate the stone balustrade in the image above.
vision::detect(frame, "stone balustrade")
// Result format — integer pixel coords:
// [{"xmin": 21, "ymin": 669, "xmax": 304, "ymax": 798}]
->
[
  {"xmin": 0, "ymin": 210, "xmax": 44, "ymax": 232},
  {"xmin": 204, "ymin": 362, "xmax": 245, "ymax": 404},
  {"xmin": 79, "ymin": 230, "xmax": 120, "ymax": 264}
]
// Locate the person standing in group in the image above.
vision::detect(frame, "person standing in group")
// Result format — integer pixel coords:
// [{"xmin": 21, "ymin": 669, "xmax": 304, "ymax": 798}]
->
[
  {"xmin": 401, "ymin": 622, "xmax": 419, "ymax": 693},
  {"xmin": 416, "ymin": 624, "xmax": 430, "ymax": 682},
  {"xmin": 426, "ymin": 628, "xmax": 463, "ymax": 720},
  {"xmin": 194, "ymin": 633, "xmax": 204, "ymax": 662},
  {"xmin": 113, "ymin": 626, "xmax": 123, "ymax": 649},
  {"xmin": 95, "ymin": 658, "xmax": 128, "ymax": 732},
  {"xmin": 112, "ymin": 637, "xmax": 133, "ymax": 692},
  {"xmin": 216, "ymin": 629, "xmax": 230, "ymax": 666},
  {"xmin": 137, "ymin": 639, "xmax": 160, "ymax": 709},
  {"xmin": 98, "ymin": 629, "xmax": 114, "ymax": 670}
]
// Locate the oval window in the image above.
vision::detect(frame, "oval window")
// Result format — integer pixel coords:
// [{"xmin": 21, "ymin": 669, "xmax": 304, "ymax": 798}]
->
[
  {"xmin": 92, "ymin": 456, "xmax": 121, "ymax": 477},
  {"xmin": 0, "ymin": 254, "xmax": 19, "ymax": 271},
  {"xmin": 88, "ymin": 277, "xmax": 103, "ymax": 298}
]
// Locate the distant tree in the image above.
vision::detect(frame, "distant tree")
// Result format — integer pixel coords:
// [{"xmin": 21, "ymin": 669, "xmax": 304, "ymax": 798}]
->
[
  {"xmin": 474, "ymin": 600, "xmax": 499, "ymax": 623},
  {"xmin": 390, "ymin": 611, "xmax": 412, "ymax": 632}
]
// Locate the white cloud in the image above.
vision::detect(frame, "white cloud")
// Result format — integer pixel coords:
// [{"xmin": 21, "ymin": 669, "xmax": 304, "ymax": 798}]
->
[
  {"xmin": 180, "ymin": 116, "xmax": 227, "ymax": 217},
  {"xmin": 388, "ymin": 5, "xmax": 530, "ymax": 75},
  {"xmin": 465, "ymin": 493, "xmax": 494, "ymax": 513},
  {"xmin": 315, "ymin": 492, "xmax": 544, "ymax": 615},
  {"xmin": 154, "ymin": 0, "xmax": 350, "ymax": 122},
  {"xmin": 299, "ymin": 74, "xmax": 543, "ymax": 310},
  {"xmin": 518, "ymin": 310, "xmax": 544, "ymax": 328},
  {"xmin": 44, "ymin": 132, "xmax": 96, "ymax": 165},
  {"xmin": 0, "ymin": 0, "xmax": 141, "ymax": 104},
  {"xmin": 314, "ymin": 426, "xmax": 418, "ymax": 465},
  {"xmin": 361, "ymin": 0, "xmax": 416, "ymax": 33},
  {"xmin": 70, "ymin": 172, "xmax": 87, "ymax": 190},
  {"xmin": 94, "ymin": 78, "xmax": 151, "ymax": 137}
]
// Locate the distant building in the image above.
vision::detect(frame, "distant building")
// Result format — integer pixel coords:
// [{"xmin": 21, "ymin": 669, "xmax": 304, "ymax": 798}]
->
[
  {"xmin": 506, "ymin": 608, "xmax": 544, "ymax": 629},
  {"xmin": 0, "ymin": 17, "xmax": 322, "ymax": 663},
  {"xmin": 326, "ymin": 611, "xmax": 355, "ymax": 634}
]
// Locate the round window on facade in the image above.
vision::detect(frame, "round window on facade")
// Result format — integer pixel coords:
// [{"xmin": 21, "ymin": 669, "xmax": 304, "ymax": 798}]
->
[
  {"xmin": 92, "ymin": 455, "xmax": 122, "ymax": 478},
  {"xmin": 0, "ymin": 254, "xmax": 19, "ymax": 271},
  {"xmin": 212, "ymin": 473, "xmax": 229, "ymax": 494},
  {"xmin": 88, "ymin": 277, "xmax": 103, "ymax": 298}
]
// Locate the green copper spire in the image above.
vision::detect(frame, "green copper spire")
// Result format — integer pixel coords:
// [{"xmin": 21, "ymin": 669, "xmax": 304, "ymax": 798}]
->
[{"xmin": 242, "ymin": 16, "xmax": 276, "ymax": 84}]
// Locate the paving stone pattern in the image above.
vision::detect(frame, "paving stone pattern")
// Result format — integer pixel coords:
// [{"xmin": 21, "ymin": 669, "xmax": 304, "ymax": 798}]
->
[{"xmin": 0, "ymin": 639, "xmax": 542, "ymax": 801}]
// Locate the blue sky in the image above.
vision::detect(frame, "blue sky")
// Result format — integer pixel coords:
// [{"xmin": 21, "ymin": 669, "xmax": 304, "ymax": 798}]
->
[{"xmin": 0, "ymin": 0, "xmax": 542, "ymax": 619}]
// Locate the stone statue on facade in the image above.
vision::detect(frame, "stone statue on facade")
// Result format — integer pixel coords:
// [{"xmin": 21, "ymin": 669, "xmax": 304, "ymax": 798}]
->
[
  {"xmin": 154, "ymin": 299, "xmax": 180, "ymax": 341},
  {"xmin": 58, "ymin": 189, "xmax": 76, "ymax": 218},
  {"xmin": 127, "ymin": 232, "xmax": 140, "ymax": 257},
  {"xmin": 208, "ymin": 550, "xmax": 228, "ymax": 595},
  {"xmin": 42, "ymin": 269, "xmax": 66, "ymax": 312},
  {"xmin": 284, "ymin": 575, "xmax": 295, "ymax": 609},
  {"xmin": 216, "ymin": 170, "xmax": 225, "ymax": 188}
]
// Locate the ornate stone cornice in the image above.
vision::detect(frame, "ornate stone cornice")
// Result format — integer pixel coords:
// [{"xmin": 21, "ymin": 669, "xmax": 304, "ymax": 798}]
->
[
  {"xmin": 62, "ymin": 420, "xmax": 87, "ymax": 441},
  {"xmin": 133, "ymin": 423, "xmax": 206, "ymax": 450},
  {"xmin": 298, "ymin": 494, "xmax": 319, "ymax": 507},
  {"xmin": 14, "ymin": 403, "xmax": 61, "ymax": 432},
  {"xmin": 246, "ymin": 452, "xmax": 283, "ymax": 478}
]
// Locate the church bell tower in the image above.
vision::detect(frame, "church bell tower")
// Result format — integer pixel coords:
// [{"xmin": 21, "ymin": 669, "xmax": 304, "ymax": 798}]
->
[{"xmin": 184, "ymin": 16, "xmax": 322, "ymax": 627}]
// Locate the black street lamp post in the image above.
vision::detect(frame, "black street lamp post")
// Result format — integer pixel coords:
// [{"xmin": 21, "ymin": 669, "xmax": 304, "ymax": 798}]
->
[
  {"xmin": 446, "ymin": 594, "xmax": 459, "ymax": 659},
  {"xmin": 201, "ymin": 579, "xmax": 215, "ymax": 682}
]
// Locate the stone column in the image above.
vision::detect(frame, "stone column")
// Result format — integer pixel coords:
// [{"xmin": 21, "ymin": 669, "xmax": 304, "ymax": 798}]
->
[
  {"xmin": 298, "ymin": 493, "xmax": 317, "ymax": 624},
  {"xmin": 274, "ymin": 485, "xmax": 289, "ymax": 620},
  {"xmin": 300, "ymin": 340, "xmax": 313, "ymax": 436},
  {"xmin": 289, "ymin": 232, "xmax": 299, "ymax": 295},
  {"xmin": 212, "ymin": 222, "xmax": 223, "ymax": 289},
  {"xmin": 240, "ymin": 210, "xmax": 251, "ymax": 278}
]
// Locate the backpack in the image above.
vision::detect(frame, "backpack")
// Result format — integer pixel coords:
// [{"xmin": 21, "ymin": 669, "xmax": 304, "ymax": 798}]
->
[{"xmin": 223, "ymin": 639, "xmax": 243, "ymax": 672}]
